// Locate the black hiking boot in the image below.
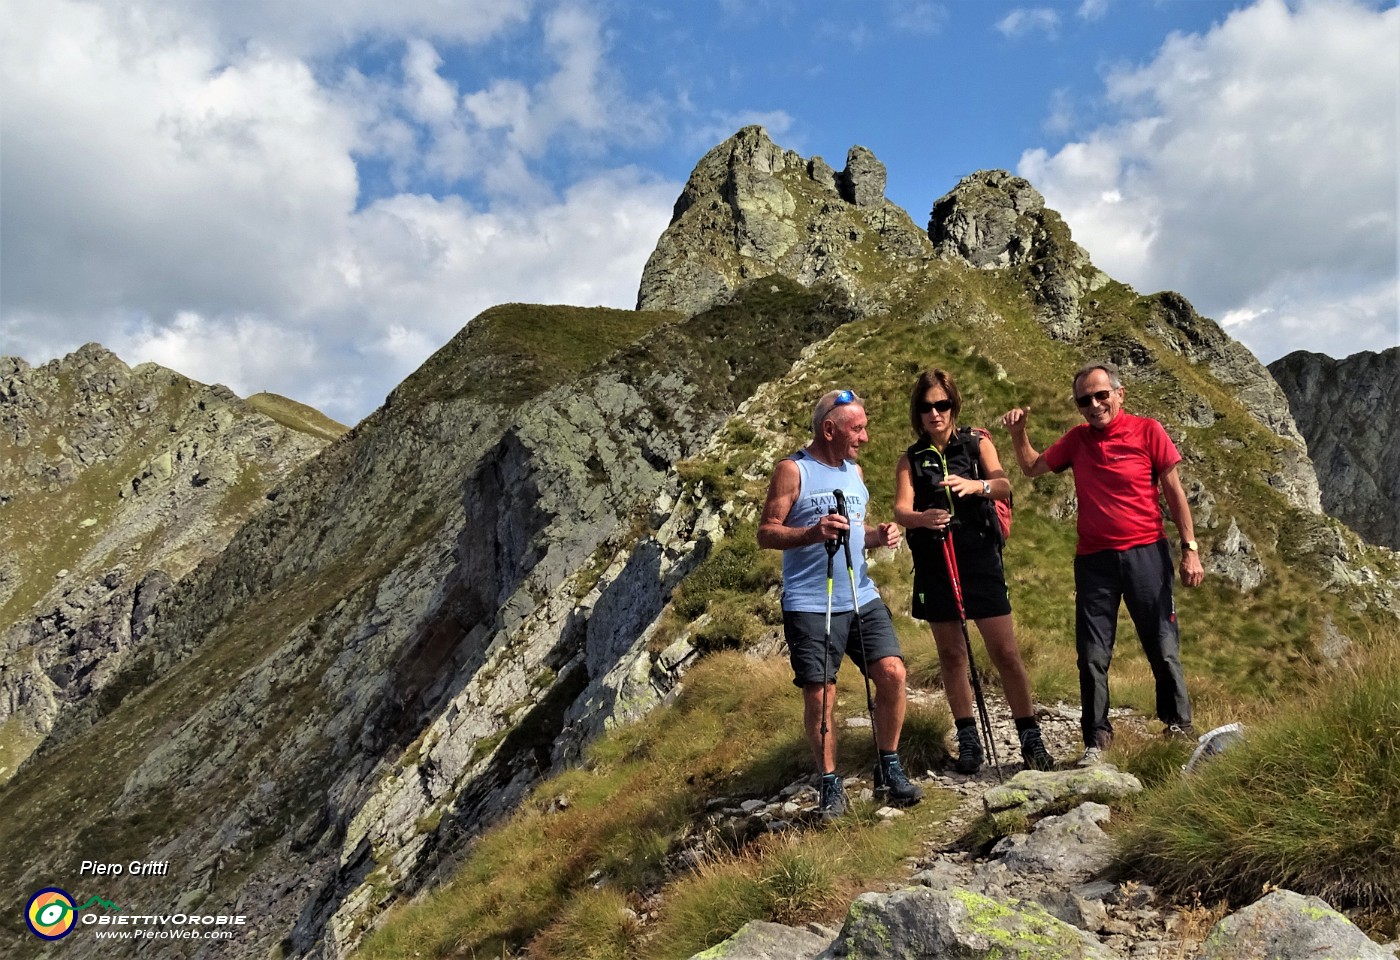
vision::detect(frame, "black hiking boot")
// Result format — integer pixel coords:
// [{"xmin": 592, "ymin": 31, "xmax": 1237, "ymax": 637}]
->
[
  {"xmin": 873, "ymin": 756, "xmax": 924, "ymax": 806},
  {"xmin": 1018, "ymin": 726, "xmax": 1055, "ymax": 771},
  {"xmin": 818, "ymin": 775, "xmax": 848, "ymax": 822},
  {"xmin": 953, "ymin": 724, "xmax": 984, "ymax": 774}
]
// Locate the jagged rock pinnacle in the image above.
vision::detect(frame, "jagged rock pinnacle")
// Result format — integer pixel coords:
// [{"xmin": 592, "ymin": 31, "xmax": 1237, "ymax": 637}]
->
[{"xmin": 636, "ymin": 125, "xmax": 930, "ymax": 316}]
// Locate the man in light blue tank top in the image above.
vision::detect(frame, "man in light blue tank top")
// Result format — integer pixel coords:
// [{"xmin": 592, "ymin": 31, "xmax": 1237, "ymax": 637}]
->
[{"xmin": 758, "ymin": 389, "xmax": 924, "ymax": 819}]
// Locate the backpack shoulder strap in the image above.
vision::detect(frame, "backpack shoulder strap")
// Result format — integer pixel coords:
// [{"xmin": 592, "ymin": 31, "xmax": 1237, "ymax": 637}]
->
[{"xmin": 958, "ymin": 426, "xmax": 985, "ymax": 479}]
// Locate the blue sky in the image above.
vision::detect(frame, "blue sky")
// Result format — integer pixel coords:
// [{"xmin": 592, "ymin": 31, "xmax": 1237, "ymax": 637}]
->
[{"xmin": 2, "ymin": 0, "xmax": 1396, "ymax": 424}]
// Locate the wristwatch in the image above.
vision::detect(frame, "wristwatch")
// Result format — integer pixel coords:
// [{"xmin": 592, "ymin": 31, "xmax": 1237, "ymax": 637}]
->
[
  {"xmin": 981, "ymin": 480, "xmax": 991, "ymax": 496},
  {"xmin": 1182, "ymin": 539, "xmax": 1198, "ymax": 552}
]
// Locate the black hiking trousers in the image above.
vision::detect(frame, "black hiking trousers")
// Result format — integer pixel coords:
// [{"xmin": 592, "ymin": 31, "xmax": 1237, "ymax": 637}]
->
[{"xmin": 1074, "ymin": 538, "xmax": 1192, "ymax": 747}]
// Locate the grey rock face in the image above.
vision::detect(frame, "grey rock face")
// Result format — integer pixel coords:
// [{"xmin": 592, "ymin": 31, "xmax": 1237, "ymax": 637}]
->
[
  {"xmin": 836, "ymin": 144, "xmax": 886, "ymax": 206},
  {"xmin": 1140, "ymin": 292, "xmax": 1322, "ymax": 516},
  {"xmin": 1206, "ymin": 518, "xmax": 1265, "ymax": 592},
  {"xmin": 636, "ymin": 125, "xmax": 932, "ymax": 316},
  {"xmin": 1269, "ymin": 347, "xmax": 1400, "ymax": 549},
  {"xmin": 1199, "ymin": 888, "xmax": 1394, "ymax": 959}
]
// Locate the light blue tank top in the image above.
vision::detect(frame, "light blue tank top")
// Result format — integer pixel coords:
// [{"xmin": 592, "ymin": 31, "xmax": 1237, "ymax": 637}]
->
[{"xmin": 780, "ymin": 449, "xmax": 881, "ymax": 613}]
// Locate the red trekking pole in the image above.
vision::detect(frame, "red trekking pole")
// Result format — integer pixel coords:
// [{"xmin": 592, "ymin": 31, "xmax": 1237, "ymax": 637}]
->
[{"xmin": 941, "ymin": 531, "xmax": 1003, "ymax": 781}]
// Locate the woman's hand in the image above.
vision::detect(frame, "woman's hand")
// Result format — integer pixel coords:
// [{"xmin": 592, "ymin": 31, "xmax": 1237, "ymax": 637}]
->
[
  {"xmin": 940, "ymin": 475, "xmax": 983, "ymax": 498},
  {"xmin": 922, "ymin": 508, "xmax": 951, "ymax": 532}
]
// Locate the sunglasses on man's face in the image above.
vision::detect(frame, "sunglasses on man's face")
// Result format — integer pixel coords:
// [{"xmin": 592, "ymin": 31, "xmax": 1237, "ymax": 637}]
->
[
  {"xmin": 916, "ymin": 399, "xmax": 955, "ymax": 414},
  {"xmin": 1075, "ymin": 389, "xmax": 1114, "ymax": 408}
]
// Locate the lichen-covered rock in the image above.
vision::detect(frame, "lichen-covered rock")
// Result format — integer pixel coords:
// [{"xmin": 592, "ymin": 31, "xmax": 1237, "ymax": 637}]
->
[
  {"xmin": 823, "ymin": 886, "xmax": 1118, "ymax": 959},
  {"xmin": 689, "ymin": 919, "xmax": 832, "ymax": 959},
  {"xmin": 983, "ymin": 767, "xmax": 1142, "ymax": 817},
  {"xmin": 1199, "ymin": 888, "xmax": 1394, "ymax": 959}
]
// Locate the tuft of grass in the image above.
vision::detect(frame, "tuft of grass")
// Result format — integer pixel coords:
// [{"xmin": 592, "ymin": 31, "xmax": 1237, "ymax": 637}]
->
[
  {"xmin": 528, "ymin": 887, "xmax": 643, "ymax": 960},
  {"xmin": 1119, "ymin": 640, "xmax": 1400, "ymax": 917},
  {"xmin": 645, "ymin": 806, "xmax": 942, "ymax": 960}
]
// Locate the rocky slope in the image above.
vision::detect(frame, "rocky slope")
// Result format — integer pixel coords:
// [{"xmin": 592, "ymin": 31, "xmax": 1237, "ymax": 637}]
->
[
  {"xmin": 0, "ymin": 345, "xmax": 340, "ymax": 778},
  {"xmin": 1269, "ymin": 347, "xmax": 1400, "ymax": 550},
  {"xmin": 3, "ymin": 127, "xmax": 1396, "ymax": 960}
]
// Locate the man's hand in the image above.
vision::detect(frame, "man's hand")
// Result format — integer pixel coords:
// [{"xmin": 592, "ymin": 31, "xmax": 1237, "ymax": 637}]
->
[
  {"xmin": 812, "ymin": 511, "xmax": 850, "ymax": 545},
  {"xmin": 1180, "ymin": 549, "xmax": 1204, "ymax": 588},
  {"xmin": 871, "ymin": 521, "xmax": 902, "ymax": 550},
  {"xmin": 1001, "ymin": 406, "xmax": 1031, "ymax": 436}
]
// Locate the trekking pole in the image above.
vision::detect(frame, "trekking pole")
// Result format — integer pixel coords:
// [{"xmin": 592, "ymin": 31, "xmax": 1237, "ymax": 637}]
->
[
  {"xmin": 821, "ymin": 512, "xmax": 840, "ymax": 775},
  {"xmin": 833, "ymin": 490, "xmax": 881, "ymax": 759},
  {"xmin": 941, "ymin": 528, "xmax": 1003, "ymax": 781}
]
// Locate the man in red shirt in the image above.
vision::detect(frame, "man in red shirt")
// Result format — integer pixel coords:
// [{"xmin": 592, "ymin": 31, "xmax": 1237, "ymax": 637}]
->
[{"xmin": 1002, "ymin": 362, "xmax": 1204, "ymax": 764}]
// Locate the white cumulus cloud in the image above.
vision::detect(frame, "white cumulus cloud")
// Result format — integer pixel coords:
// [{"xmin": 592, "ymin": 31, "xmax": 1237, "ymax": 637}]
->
[
  {"xmin": 1019, "ymin": 0, "xmax": 1398, "ymax": 363},
  {"xmin": 0, "ymin": 0, "xmax": 676, "ymax": 424}
]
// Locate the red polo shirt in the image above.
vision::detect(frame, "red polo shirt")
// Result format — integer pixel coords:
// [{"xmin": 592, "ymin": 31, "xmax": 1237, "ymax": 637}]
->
[{"xmin": 1043, "ymin": 412, "xmax": 1181, "ymax": 555}]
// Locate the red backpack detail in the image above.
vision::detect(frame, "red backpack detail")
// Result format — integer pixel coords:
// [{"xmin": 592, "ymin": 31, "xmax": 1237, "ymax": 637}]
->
[{"xmin": 967, "ymin": 427, "xmax": 1013, "ymax": 543}]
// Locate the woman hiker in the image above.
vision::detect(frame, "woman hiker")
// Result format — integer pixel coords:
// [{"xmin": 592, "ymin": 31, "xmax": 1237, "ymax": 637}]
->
[{"xmin": 893, "ymin": 369, "xmax": 1055, "ymax": 773}]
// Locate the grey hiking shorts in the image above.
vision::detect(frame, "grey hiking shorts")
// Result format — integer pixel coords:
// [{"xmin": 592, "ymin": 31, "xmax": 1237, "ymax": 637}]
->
[{"xmin": 783, "ymin": 599, "xmax": 903, "ymax": 687}]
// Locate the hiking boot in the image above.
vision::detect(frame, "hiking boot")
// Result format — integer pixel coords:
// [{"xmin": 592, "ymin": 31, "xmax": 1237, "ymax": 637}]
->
[
  {"xmin": 953, "ymin": 725, "xmax": 984, "ymax": 774},
  {"xmin": 1164, "ymin": 723, "xmax": 1197, "ymax": 742},
  {"xmin": 1077, "ymin": 746, "xmax": 1105, "ymax": 766},
  {"xmin": 818, "ymin": 775, "xmax": 848, "ymax": 821},
  {"xmin": 1018, "ymin": 726, "xmax": 1055, "ymax": 771},
  {"xmin": 873, "ymin": 756, "xmax": 924, "ymax": 806}
]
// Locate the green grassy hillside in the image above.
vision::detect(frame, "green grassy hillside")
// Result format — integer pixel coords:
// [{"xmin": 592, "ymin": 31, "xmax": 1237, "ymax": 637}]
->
[{"xmin": 352, "ymin": 263, "xmax": 1399, "ymax": 958}]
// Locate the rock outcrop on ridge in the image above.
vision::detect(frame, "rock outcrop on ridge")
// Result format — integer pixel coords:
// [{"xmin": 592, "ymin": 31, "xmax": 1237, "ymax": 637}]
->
[
  {"xmin": 2, "ymin": 127, "xmax": 1396, "ymax": 960},
  {"xmin": 1269, "ymin": 347, "xmax": 1400, "ymax": 550},
  {"xmin": 637, "ymin": 125, "xmax": 933, "ymax": 317}
]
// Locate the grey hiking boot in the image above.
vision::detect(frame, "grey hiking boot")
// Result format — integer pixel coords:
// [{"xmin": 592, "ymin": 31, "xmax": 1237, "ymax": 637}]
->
[
  {"xmin": 818, "ymin": 775, "xmax": 848, "ymax": 821},
  {"xmin": 953, "ymin": 724, "xmax": 984, "ymax": 774},
  {"xmin": 1018, "ymin": 726, "xmax": 1055, "ymax": 771},
  {"xmin": 1164, "ymin": 722, "xmax": 1197, "ymax": 741},
  {"xmin": 873, "ymin": 756, "xmax": 924, "ymax": 806},
  {"xmin": 1077, "ymin": 729, "xmax": 1112, "ymax": 766}
]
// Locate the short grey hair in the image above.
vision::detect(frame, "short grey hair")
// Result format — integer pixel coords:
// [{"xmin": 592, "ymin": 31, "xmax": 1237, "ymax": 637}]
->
[
  {"xmin": 1073, "ymin": 361, "xmax": 1123, "ymax": 393},
  {"xmin": 811, "ymin": 389, "xmax": 862, "ymax": 435}
]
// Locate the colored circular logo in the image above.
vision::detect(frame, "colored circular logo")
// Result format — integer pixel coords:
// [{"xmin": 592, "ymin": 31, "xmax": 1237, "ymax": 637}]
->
[{"xmin": 26, "ymin": 887, "xmax": 77, "ymax": 940}]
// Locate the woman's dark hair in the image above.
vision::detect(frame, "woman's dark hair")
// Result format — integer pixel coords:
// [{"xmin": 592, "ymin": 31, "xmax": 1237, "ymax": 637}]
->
[{"xmin": 909, "ymin": 368, "xmax": 961, "ymax": 438}]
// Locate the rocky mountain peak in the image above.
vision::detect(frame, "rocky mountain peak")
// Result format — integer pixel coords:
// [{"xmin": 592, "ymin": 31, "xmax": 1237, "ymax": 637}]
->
[
  {"xmin": 928, "ymin": 169, "xmax": 1109, "ymax": 340},
  {"xmin": 637, "ymin": 125, "xmax": 931, "ymax": 316}
]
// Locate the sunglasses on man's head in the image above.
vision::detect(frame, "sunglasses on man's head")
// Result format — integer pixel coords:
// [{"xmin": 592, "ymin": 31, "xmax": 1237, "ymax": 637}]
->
[
  {"xmin": 916, "ymin": 399, "xmax": 955, "ymax": 414},
  {"xmin": 1075, "ymin": 389, "xmax": 1114, "ymax": 408},
  {"xmin": 833, "ymin": 389, "xmax": 856, "ymax": 406}
]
